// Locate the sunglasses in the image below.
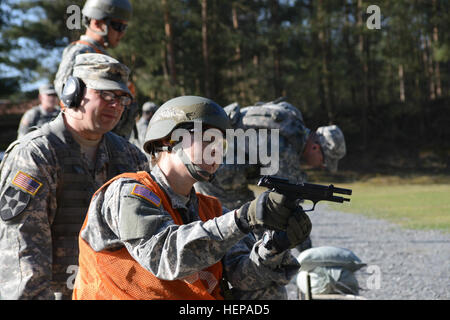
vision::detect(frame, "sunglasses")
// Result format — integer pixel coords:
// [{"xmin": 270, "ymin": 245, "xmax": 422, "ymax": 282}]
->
[
  {"xmin": 109, "ymin": 20, "xmax": 128, "ymax": 33},
  {"xmin": 99, "ymin": 90, "xmax": 132, "ymax": 108}
]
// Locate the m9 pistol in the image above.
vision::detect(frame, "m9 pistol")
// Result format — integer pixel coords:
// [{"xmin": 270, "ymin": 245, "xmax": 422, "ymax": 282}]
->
[{"xmin": 257, "ymin": 175, "xmax": 352, "ymax": 211}]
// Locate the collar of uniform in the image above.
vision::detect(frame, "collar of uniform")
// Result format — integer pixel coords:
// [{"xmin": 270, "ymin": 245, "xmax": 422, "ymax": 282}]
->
[
  {"xmin": 38, "ymin": 104, "xmax": 59, "ymax": 116},
  {"xmin": 48, "ymin": 113, "xmax": 92, "ymax": 159},
  {"xmin": 48, "ymin": 112, "xmax": 72, "ymax": 145},
  {"xmin": 150, "ymin": 164, "xmax": 197, "ymax": 211},
  {"xmin": 79, "ymin": 35, "xmax": 107, "ymax": 53}
]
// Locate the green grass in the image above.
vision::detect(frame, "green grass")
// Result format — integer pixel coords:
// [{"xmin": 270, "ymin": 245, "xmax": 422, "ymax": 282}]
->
[{"xmin": 322, "ymin": 175, "xmax": 450, "ymax": 233}]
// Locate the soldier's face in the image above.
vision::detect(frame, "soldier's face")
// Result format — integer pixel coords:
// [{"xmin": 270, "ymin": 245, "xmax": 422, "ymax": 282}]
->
[
  {"xmin": 304, "ymin": 142, "xmax": 325, "ymax": 168},
  {"xmin": 79, "ymin": 88, "xmax": 126, "ymax": 134},
  {"xmin": 40, "ymin": 94, "xmax": 58, "ymax": 111},
  {"xmin": 186, "ymin": 129, "xmax": 224, "ymax": 176},
  {"xmin": 107, "ymin": 19, "xmax": 128, "ymax": 48},
  {"xmin": 162, "ymin": 128, "xmax": 223, "ymax": 182}
]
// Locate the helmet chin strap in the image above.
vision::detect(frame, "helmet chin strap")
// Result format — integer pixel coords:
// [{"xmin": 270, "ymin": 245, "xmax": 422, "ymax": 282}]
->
[
  {"xmin": 86, "ymin": 20, "xmax": 109, "ymax": 47},
  {"xmin": 174, "ymin": 148, "xmax": 215, "ymax": 182}
]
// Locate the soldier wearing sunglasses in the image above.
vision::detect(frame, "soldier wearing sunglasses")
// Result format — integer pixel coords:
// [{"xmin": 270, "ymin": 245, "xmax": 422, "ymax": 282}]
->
[{"xmin": 54, "ymin": 0, "xmax": 137, "ymax": 139}]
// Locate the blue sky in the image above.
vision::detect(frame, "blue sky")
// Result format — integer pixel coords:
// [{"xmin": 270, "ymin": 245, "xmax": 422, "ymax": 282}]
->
[{"xmin": 1, "ymin": 0, "xmax": 64, "ymax": 92}]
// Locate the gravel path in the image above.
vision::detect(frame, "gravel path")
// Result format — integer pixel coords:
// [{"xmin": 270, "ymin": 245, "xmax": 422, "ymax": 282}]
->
[{"xmin": 286, "ymin": 205, "xmax": 450, "ymax": 300}]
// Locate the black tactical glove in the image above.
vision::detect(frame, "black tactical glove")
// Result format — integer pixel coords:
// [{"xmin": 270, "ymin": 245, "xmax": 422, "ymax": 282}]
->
[
  {"xmin": 266, "ymin": 206, "xmax": 312, "ymax": 252},
  {"xmin": 235, "ymin": 190, "xmax": 295, "ymax": 233}
]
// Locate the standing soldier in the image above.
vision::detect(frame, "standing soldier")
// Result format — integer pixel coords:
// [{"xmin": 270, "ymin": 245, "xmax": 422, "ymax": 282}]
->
[
  {"xmin": 195, "ymin": 100, "xmax": 347, "ymax": 212},
  {"xmin": 73, "ymin": 96, "xmax": 311, "ymax": 300},
  {"xmin": 133, "ymin": 101, "xmax": 159, "ymax": 149},
  {"xmin": 17, "ymin": 84, "xmax": 60, "ymax": 139},
  {"xmin": 54, "ymin": 0, "xmax": 138, "ymax": 138},
  {"xmin": 0, "ymin": 53, "xmax": 149, "ymax": 300}
]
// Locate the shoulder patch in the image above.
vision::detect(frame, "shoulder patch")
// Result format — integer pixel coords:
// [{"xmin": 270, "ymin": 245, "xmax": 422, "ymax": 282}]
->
[
  {"xmin": 130, "ymin": 184, "xmax": 161, "ymax": 207},
  {"xmin": 11, "ymin": 171, "xmax": 43, "ymax": 196},
  {"xmin": 0, "ymin": 186, "xmax": 31, "ymax": 221}
]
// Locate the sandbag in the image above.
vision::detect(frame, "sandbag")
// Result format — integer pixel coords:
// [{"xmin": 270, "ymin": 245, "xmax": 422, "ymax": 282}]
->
[
  {"xmin": 297, "ymin": 267, "xmax": 360, "ymax": 295},
  {"xmin": 297, "ymin": 246, "xmax": 366, "ymax": 272},
  {"xmin": 296, "ymin": 246, "xmax": 366, "ymax": 295}
]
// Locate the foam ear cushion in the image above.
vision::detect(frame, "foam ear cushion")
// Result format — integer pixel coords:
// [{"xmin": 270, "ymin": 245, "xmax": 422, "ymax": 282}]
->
[{"xmin": 61, "ymin": 76, "xmax": 85, "ymax": 108}]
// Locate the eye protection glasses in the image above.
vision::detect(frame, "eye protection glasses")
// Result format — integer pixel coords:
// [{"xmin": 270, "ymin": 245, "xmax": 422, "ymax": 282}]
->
[
  {"xmin": 109, "ymin": 20, "xmax": 128, "ymax": 33},
  {"xmin": 99, "ymin": 90, "xmax": 132, "ymax": 108},
  {"xmin": 187, "ymin": 128, "xmax": 228, "ymax": 153}
]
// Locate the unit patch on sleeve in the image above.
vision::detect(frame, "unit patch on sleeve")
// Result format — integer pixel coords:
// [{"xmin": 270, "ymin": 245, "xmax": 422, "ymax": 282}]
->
[
  {"xmin": 11, "ymin": 171, "xmax": 43, "ymax": 196},
  {"xmin": 0, "ymin": 186, "xmax": 31, "ymax": 221},
  {"xmin": 131, "ymin": 184, "xmax": 161, "ymax": 207}
]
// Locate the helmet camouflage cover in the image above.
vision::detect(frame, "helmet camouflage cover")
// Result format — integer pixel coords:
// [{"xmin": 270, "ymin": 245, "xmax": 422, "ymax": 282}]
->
[{"xmin": 143, "ymin": 96, "xmax": 231, "ymax": 155}]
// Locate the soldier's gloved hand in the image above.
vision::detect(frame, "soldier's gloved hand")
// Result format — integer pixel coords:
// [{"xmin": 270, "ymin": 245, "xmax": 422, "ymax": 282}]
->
[
  {"xmin": 268, "ymin": 206, "xmax": 312, "ymax": 252},
  {"xmin": 235, "ymin": 190, "xmax": 294, "ymax": 233}
]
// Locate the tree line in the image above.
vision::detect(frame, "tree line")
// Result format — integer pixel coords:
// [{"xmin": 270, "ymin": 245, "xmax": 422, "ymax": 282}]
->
[{"xmin": 1, "ymin": 0, "xmax": 449, "ymax": 168}]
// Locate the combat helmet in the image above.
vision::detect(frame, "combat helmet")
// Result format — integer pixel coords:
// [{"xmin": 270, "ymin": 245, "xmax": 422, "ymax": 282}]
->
[
  {"xmin": 143, "ymin": 95, "xmax": 231, "ymax": 182},
  {"xmin": 82, "ymin": 0, "xmax": 132, "ymax": 22}
]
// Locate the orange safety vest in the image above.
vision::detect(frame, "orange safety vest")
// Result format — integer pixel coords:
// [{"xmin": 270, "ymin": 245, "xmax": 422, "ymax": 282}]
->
[{"xmin": 73, "ymin": 171, "xmax": 224, "ymax": 300}]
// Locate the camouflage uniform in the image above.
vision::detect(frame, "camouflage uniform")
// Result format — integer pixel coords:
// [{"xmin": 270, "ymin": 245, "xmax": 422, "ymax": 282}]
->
[
  {"xmin": 195, "ymin": 101, "xmax": 309, "ymax": 210},
  {"xmin": 79, "ymin": 164, "xmax": 299, "ymax": 299},
  {"xmin": 0, "ymin": 54, "xmax": 149, "ymax": 300}
]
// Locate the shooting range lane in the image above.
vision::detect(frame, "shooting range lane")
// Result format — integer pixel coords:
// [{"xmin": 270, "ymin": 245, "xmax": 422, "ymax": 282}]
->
[{"xmin": 286, "ymin": 205, "xmax": 450, "ymax": 300}]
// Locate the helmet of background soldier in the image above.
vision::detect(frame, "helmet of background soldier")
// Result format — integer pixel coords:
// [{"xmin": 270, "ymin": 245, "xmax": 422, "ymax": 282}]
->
[
  {"xmin": 82, "ymin": 0, "xmax": 132, "ymax": 21},
  {"xmin": 39, "ymin": 83, "xmax": 57, "ymax": 96},
  {"xmin": 142, "ymin": 101, "xmax": 159, "ymax": 113},
  {"xmin": 143, "ymin": 96, "xmax": 231, "ymax": 182},
  {"xmin": 315, "ymin": 125, "xmax": 346, "ymax": 173},
  {"xmin": 72, "ymin": 53, "xmax": 131, "ymax": 95}
]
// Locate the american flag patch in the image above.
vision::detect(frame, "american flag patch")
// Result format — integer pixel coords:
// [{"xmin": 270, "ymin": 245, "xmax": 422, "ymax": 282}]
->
[
  {"xmin": 131, "ymin": 184, "xmax": 161, "ymax": 207},
  {"xmin": 12, "ymin": 171, "xmax": 43, "ymax": 196}
]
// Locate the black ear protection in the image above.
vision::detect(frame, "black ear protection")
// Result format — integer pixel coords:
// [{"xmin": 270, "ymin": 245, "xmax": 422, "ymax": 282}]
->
[{"xmin": 61, "ymin": 76, "xmax": 86, "ymax": 108}]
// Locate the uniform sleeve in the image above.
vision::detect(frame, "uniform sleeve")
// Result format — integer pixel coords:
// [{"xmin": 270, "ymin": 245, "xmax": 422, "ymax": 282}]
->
[
  {"xmin": 0, "ymin": 142, "xmax": 58, "ymax": 299},
  {"xmin": 222, "ymin": 231, "xmax": 300, "ymax": 300},
  {"xmin": 82, "ymin": 179, "xmax": 247, "ymax": 281}
]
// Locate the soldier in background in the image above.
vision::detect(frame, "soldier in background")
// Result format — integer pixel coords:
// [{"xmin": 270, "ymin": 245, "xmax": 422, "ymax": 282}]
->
[
  {"xmin": 0, "ymin": 53, "xmax": 149, "ymax": 300},
  {"xmin": 194, "ymin": 100, "xmax": 346, "ymax": 299},
  {"xmin": 54, "ymin": 0, "xmax": 138, "ymax": 139},
  {"xmin": 194, "ymin": 99, "xmax": 346, "ymax": 235},
  {"xmin": 194, "ymin": 100, "xmax": 347, "ymax": 212},
  {"xmin": 17, "ymin": 84, "xmax": 60, "ymax": 139},
  {"xmin": 131, "ymin": 101, "xmax": 159, "ymax": 150}
]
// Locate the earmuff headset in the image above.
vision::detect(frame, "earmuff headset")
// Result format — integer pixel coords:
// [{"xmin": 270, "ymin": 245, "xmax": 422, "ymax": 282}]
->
[{"xmin": 61, "ymin": 76, "xmax": 86, "ymax": 108}]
